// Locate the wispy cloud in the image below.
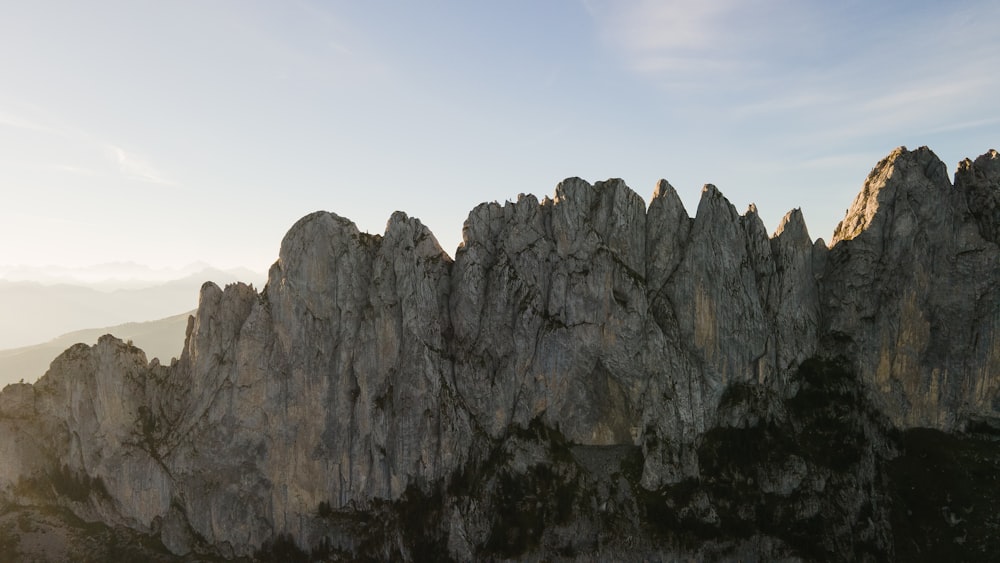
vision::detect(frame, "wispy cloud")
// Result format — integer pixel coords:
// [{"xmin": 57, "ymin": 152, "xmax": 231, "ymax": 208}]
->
[
  {"xmin": 589, "ymin": 0, "xmax": 1000, "ymax": 148},
  {"xmin": 246, "ymin": 0, "xmax": 392, "ymax": 85},
  {"xmin": 588, "ymin": 0, "xmax": 775, "ymax": 82},
  {"xmin": 730, "ymin": 91, "xmax": 846, "ymax": 118},
  {"xmin": 105, "ymin": 145, "xmax": 174, "ymax": 186},
  {"xmin": 922, "ymin": 116, "xmax": 1000, "ymax": 136},
  {"xmin": 793, "ymin": 152, "xmax": 878, "ymax": 172},
  {"xmin": 859, "ymin": 77, "xmax": 997, "ymax": 116},
  {"xmin": 611, "ymin": 0, "xmax": 738, "ymax": 54},
  {"xmin": 0, "ymin": 111, "xmax": 56, "ymax": 134},
  {"xmin": 0, "ymin": 104, "xmax": 176, "ymax": 187},
  {"xmin": 53, "ymin": 164, "xmax": 100, "ymax": 177}
]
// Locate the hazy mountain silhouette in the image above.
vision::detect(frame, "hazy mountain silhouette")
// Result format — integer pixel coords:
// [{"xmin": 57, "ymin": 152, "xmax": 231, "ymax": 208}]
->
[
  {"xmin": 0, "ymin": 311, "xmax": 193, "ymax": 388},
  {"xmin": 0, "ymin": 267, "xmax": 264, "ymax": 349},
  {"xmin": 0, "ymin": 262, "xmax": 263, "ymax": 289}
]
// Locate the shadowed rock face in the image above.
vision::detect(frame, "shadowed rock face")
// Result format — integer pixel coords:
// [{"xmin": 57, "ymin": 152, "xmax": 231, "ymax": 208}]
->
[{"xmin": 1, "ymin": 146, "xmax": 999, "ymax": 561}]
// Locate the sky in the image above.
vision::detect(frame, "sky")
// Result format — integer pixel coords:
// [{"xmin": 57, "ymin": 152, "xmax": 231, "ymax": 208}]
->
[{"xmin": 1, "ymin": 0, "xmax": 998, "ymax": 274}]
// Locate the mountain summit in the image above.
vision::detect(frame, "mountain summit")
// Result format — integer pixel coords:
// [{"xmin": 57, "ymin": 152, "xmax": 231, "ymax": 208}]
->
[{"xmin": 2, "ymin": 147, "xmax": 999, "ymax": 560}]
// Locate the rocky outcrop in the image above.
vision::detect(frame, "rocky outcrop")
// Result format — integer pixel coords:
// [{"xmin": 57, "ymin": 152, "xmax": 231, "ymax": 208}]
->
[
  {"xmin": 1, "ymin": 146, "xmax": 999, "ymax": 561},
  {"xmin": 825, "ymin": 146, "xmax": 1000, "ymax": 429},
  {"xmin": 450, "ymin": 180, "xmax": 651, "ymax": 445}
]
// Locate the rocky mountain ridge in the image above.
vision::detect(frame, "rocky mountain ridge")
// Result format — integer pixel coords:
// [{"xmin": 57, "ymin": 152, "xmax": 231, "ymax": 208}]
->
[{"xmin": 1, "ymin": 146, "xmax": 999, "ymax": 561}]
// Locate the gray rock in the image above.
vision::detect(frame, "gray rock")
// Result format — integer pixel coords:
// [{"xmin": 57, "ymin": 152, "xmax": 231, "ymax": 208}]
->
[
  {"xmin": 824, "ymin": 146, "xmax": 1000, "ymax": 429},
  {"xmin": 2, "ymin": 146, "xmax": 999, "ymax": 560}
]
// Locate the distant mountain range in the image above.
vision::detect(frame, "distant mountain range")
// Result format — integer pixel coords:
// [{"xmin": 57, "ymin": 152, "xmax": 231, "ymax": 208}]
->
[
  {"xmin": 0, "ymin": 262, "xmax": 263, "ymax": 289},
  {"xmin": 0, "ymin": 266, "xmax": 265, "ymax": 350},
  {"xmin": 0, "ymin": 312, "xmax": 193, "ymax": 388}
]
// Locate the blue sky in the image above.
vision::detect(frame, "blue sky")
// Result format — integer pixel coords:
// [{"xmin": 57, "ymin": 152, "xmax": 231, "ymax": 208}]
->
[{"xmin": 1, "ymin": 0, "xmax": 997, "ymax": 272}]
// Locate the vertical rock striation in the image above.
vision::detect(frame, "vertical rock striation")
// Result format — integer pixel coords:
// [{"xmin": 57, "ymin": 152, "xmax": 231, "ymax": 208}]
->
[
  {"xmin": 450, "ymin": 180, "xmax": 650, "ymax": 446},
  {"xmin": 1, "ymin": 146, "xmax": 999, "ymax": 560},
  {"xmin": 825, "ymin": 146, "xmax": 1000, "ymax": 429}
]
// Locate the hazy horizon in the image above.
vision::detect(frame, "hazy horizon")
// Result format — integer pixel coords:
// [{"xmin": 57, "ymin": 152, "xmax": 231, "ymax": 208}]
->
[
  {"xmin": 0, "ymin": 261, "xmax": 266, "ymax": 288},
  {"xmin": 2, "ymin": 1, "xmax": 998, "ymax": 274},
  {"xmin": 0, "ymin": 263, "xmax": 266, "ymax": 351}
]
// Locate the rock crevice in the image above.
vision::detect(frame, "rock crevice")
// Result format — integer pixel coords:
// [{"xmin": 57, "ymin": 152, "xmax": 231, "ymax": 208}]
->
[{"xmin": 2, "ymin": 146, "xmax": 999, "ymax": 560}]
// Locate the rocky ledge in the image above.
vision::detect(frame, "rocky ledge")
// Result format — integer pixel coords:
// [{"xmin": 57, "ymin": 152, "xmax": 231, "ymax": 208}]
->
[{"xmin": 1, "ymin": 146, "xmax": 999, "ymax": 561}]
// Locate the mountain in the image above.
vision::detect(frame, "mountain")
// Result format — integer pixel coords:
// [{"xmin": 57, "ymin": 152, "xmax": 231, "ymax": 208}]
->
[
  {"xmin": 1, "ymin": 146, "xmax": 998, "ymax": 561},
  {"xmin": 0, "ymin": 267, "xmax": 265, "ymax": 350},
  {"xmin": 0, "ymin": 262, "xmax": 264, "ymax": 288},
  {"xmin": 0, "ymin": 312, "xmax": 193, "ymax": 388}
]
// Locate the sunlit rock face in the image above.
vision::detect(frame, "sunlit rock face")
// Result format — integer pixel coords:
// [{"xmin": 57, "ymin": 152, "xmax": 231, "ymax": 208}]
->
[
  {"xmin": 825, "ymin": 146, "xmax": 1000, "ymax": 429},
  {"xmin": 1, "ymin": 146, "xmax": 999, "ymax": 561}
]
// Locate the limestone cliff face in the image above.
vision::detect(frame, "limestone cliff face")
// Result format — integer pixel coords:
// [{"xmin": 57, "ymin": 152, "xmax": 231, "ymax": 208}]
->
[
  {"xmin": 825, "ymin": 147, "xmax": 1000, "ymax": 429},
  {"xmin": 1, "ymin": 146, "xmax": 999, "ymax": 560},
  {"xmin": 141, "ymin": 210, "xmax": 471, "ymax": 552}
]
